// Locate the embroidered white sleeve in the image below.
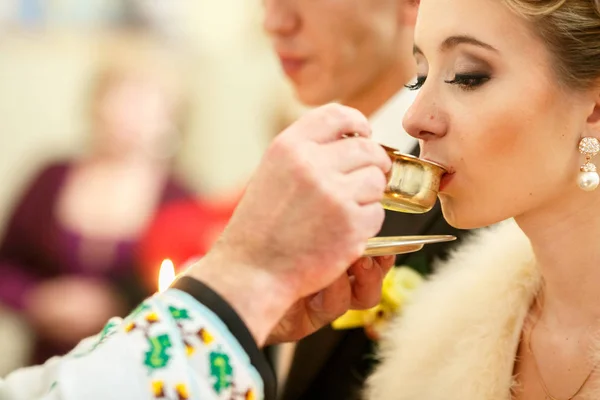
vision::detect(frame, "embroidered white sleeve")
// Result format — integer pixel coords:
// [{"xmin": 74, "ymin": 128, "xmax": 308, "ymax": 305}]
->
[{"xmin": 0, "ymin": 289, "xmax": 263, "ymax": 400}]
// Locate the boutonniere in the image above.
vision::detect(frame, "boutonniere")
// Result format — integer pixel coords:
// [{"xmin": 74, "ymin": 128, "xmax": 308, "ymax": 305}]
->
[{"xmin": 331, "ymin": 265, "xmax": 424, "ymax": 340}]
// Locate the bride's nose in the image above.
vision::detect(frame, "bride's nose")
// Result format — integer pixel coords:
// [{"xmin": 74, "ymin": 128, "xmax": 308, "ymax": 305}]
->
[{"xmin": 403, "ymin": 89, "xmax": 448, "ymax": 142}]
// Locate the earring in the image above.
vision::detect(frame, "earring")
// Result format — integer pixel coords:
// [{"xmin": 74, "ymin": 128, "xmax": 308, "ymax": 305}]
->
[{"xmin": 578, "ymin": 137, "xmax": 600, "ymax": 191}]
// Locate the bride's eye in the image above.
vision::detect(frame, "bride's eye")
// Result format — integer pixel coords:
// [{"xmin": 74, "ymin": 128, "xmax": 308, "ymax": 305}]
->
[
  {"xmin": 444, "ymin": 73, "xmax": 490, "ymax": 90},
  {"xmin": 404, "ymin": 76, "xmax": 426, "ymax": 91}
]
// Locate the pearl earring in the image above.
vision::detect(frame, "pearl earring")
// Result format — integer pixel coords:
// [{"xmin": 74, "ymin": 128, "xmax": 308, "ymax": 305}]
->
[{"xmin": 578, "ymin": 137, "xmax": 600, "ymax": 191}]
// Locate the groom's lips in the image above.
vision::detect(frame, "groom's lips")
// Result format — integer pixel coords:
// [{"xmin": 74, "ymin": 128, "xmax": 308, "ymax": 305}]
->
[{"xmin": 277, "ymin": 53, "xmax": 308, "ymax": 78}]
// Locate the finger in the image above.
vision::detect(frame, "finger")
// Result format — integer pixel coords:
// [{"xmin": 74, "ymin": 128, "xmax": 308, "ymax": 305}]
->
[
  {"xmin": 348, "ymin": 257, "xmax": 386, "ymax": 309},
  {"xmin": 308, "ymin": 273, "xmax": 352, "ymax": 324},
  {"xmin": 348, "ymin": 255, "xmax": 394, "ymax": 278},
  {"xmin": 296, "ymin": 104, "xmax": 371, "ymax": 144},
  {"xmin": 373, "ymin": 255, "xmax": 396, "ymax": 276},
  {"xmin": 324, "ymin": 137, "xmax": 392, "ymax": 173},
  {"xmin": 347, "ymin": 255, "xmax": 395, "ymax": 309},
  {"xmin": 343, "ymin": 165, "xmax": 388, "ymax": 205},
  {"xmin": 354, "ymin": 202, "xmax": 386, "ymax": 239}
]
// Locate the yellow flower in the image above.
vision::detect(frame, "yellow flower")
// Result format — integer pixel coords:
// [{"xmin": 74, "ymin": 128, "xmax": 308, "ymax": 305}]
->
[
  {"xmin": 332, "ymin": 266, "xmax": 424, "ymax": 333},
  {"xmin": 381, "ymin": 266, "xmax": 423, "ymax": 309},
  {"xmin": 331, "ymin": 309, "xmax": 369, "ymax": 330}
]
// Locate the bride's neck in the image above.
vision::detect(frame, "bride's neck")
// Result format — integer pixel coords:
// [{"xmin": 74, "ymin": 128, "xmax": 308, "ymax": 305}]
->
[{"xmin": 516, "ymin": 190, "xmax": 600, "ymax": 327}]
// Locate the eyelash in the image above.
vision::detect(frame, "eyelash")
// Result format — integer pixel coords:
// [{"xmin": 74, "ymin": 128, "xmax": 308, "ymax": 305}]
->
[
  {"xmin": 445, "ymin": 74, "xmax": 491, "ymax": 90},
  {"xmin": 404, "ymin": 74, "xmax": 491, "ymax": 91},
  {"xmin": 404, "ymin": 76, "xmax": 426, "ymax": 91}
]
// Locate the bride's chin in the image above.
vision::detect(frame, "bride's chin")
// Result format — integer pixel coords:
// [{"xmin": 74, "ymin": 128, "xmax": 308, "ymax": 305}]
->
[
  {"xmin": 439, "ymin": 203, "xmax": 461, "ymax": 229},
  {"xmin": 439, "ymin": 196, "xmax": 492, "ymax": 230}
]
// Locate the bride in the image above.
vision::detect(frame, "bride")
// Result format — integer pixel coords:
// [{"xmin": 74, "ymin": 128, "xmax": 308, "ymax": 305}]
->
[{"xmin": 366, "ymin": 0, "xmax": 600, "ymax": 399}]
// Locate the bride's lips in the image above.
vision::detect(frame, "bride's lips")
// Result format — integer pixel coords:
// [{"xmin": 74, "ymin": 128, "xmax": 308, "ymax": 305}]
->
[{"xmin": 439, "ymin": 172, "xmax": 455, "ymax": 191}]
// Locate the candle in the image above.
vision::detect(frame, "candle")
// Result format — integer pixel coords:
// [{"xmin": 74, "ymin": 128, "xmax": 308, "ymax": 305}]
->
[{"xmin": 158, "ymin": 259, "xmax": 176, "ymax": 293}]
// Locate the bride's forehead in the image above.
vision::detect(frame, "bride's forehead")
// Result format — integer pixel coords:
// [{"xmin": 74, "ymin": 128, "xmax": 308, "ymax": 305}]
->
[
  {"xmin": 416, "ymin": 0, "xmax": 518, "ymax": 29},
  {"xmin": 414, "ymin": 0, "xmax": 533, "ymax": 54}
]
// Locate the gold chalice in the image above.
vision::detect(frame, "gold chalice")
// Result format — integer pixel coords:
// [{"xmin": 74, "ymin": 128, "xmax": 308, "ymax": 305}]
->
[
  {"xmin": 364, "ymin": 144, "xmax": 456, "ymax": 256},
  {"xmin": 381, "ymin": 145, "xmax": 446, "ymax": 214}
]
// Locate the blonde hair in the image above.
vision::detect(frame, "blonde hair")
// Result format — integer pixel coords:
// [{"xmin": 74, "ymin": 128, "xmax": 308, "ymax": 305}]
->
[
  {"xmin": 502, "ymin": 0, "xmax": 600, "ymax": 90},
  {"xmin": 90, "ymin": 31, "xmax": 189, "ymax": 124}
]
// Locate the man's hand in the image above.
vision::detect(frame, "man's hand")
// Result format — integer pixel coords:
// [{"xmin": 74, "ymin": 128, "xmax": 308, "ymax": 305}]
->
[
  {"xmin": 188, "ymin": 104, "xmax": 392, "ymax": 345},
  {"xmin": 266, "ymin": 255, "xmax": 395, "ymax": 345}
]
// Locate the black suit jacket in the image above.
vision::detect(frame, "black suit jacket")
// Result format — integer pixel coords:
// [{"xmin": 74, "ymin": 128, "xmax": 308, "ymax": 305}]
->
[{"xmin": 276, "ymin": 147, "xmax": 470, "ymax": 400}]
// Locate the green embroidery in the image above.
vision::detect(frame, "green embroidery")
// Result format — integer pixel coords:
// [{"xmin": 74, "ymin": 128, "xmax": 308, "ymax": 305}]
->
[
  {"xmin": 73, "ymin": 320, "xmax": 119, "ymax": 358},
  {"xmin": 168, "ymin": 305, "xmax": 191, "ymax": 321},
  {"xmin": 144, "ymin": 334, "xmax": 173, "ymax": 370},
  {"xmin": 99, "ymin": 320, "xmax": 119, "ymax": 339},
  {"xmin": 48, "ymin": 381, "xmax": 58, "ymax": 392},
  {"xmin": 209, "ymin": 351, "xmax": 233, "ymax": 394},
  {"xmin": 127, "ymin": 303, "xmax": 152, "ymax": 321}
]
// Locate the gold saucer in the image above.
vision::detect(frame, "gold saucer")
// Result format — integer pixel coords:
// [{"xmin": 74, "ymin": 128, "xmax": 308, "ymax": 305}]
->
[{"xmin": 364, "ymin": 235, "xmax": 456, "ymax": 257}]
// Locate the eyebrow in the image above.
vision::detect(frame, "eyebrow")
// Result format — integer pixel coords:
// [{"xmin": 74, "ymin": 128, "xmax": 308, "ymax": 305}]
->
[{"xmin": 413, "ymin": 35, "xmax": 499, "ymax": 56}]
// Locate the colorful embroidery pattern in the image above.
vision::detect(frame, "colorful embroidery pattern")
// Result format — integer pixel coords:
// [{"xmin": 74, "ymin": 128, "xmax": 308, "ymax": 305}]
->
[
  {"xmin": 54, "ymin": 289, "xmax": 263, "ymax": 399},
  {"xmin": 168, "ymin": 304, "xmax": 215, "ymax": 357},
  {"xmin": 210, "ymin": 351, "xmax": 233, "ymax": 394},
  {"xmin": 72, "ymin": 319, "xmax": 120, "ymax": 358},
  {"xmin": 161, "ymin": 290, "xmax": 263, "ymax": 399},
  {"xmin": 144, "ymin": 334, "xmax": 173, "ymax": 370},
  {"xmin": 151, "ymin": 380, "xmax": 190, "ymax": 400},
  {"xmin": 123, "ymin": 301, "xmax": 196, "ymax": 398},
  {"xmin": 124, "ymin": 309, "xmax": 175, "ymax": 372},
  {"xmin": 169, "ymin": 306, "xmax": 191, "ymax": 321}
]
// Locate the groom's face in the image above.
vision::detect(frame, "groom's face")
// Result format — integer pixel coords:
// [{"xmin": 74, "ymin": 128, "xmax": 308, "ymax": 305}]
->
[{"xmin": 263, "ymin": 0, "xmax": 412, "ymax": 106}]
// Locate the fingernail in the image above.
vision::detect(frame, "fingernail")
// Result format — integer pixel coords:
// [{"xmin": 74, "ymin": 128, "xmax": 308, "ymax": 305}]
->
[{"xmin": 362, "ymin": 258, "xmax": 374, "ymax": 270}]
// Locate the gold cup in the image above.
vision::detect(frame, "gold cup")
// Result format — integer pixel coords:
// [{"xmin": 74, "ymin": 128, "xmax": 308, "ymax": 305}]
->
[
  {"xmin": 338, "ymin": 136, "xmax": 455, "ymax": 256},
  {"xmin": 381, "ymin": 145, "xmax": 447, "ymax": 214}
]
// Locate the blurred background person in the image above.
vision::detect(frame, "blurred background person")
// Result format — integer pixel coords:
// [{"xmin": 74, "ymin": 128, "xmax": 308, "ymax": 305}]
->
[{"xmin": 0, "ymin": 33, "xmax": 193, "ymax": 366}]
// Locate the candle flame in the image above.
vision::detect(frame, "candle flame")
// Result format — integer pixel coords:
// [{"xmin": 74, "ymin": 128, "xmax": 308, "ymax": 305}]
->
[{"xmin": 158, "ymin": 259, "xmax": 176, "ymax": 293}]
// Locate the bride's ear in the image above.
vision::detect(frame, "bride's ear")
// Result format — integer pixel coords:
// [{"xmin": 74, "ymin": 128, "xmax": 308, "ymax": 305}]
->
[{"xmin": 586, "ymin": 82, "xmax": 600, "ymax": 131}]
